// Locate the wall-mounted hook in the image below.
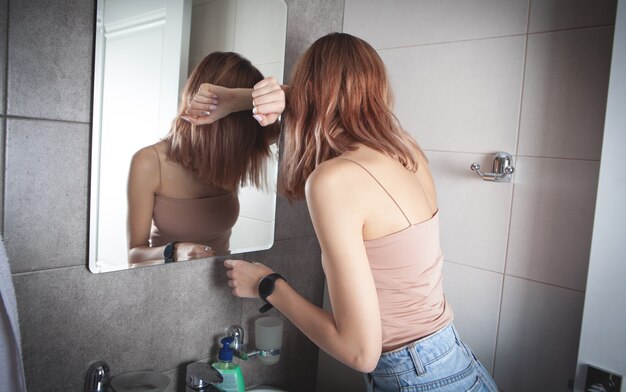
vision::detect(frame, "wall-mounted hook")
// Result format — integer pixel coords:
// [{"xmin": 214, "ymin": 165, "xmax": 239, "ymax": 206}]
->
[{"xmin": 470, "ymin": 152, "xmax": 515, "ymax": 183}]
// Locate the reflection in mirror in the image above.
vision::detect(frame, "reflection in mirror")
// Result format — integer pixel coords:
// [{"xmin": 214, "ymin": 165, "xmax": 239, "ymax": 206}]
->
[{"xmin": 89, "ymin": 0, "xmax": 287, "ymax": 273}]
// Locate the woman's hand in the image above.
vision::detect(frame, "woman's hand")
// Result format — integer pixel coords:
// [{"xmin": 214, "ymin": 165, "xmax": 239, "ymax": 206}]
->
[
  {"xmin": 251, "ymin": 77, "xmax": 286, "ymax": 127},
  {"xmin": 175, "ymin": 242, "xmax": 215, "ymax": 261},
  {"xmin": 224, "ymin": 259, "xmax": 274, "ymax": 298},
  {"xmin": 183, "ymin": 83, "xmax": 231, "ymax": 125}
]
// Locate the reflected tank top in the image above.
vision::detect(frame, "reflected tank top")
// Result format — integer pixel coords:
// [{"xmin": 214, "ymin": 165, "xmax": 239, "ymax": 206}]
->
[{"xmin": 338, "ymin": 158, "xmax": 454, "ymax": 352}]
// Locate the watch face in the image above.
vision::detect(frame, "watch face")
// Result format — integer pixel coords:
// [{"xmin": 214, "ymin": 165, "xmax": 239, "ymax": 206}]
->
[
  {"xmin": 164, "ymin": 243, "xmax": 174, "ymax": 258},
  {"xmin": 259, "ymin": 277, "xmax": 274, "ymax": 299}
]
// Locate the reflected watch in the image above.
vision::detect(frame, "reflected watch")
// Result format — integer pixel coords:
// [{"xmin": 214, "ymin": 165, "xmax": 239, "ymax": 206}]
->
[{"xmin": 163, "ymin": 241, "xmax": 180, "ymax": 263}]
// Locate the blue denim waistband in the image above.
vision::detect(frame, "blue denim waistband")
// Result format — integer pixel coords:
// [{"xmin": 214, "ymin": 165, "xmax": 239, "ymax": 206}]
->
[{"xmin": 370, "ymin": 323, "xmax": 458, "ymax": 376}]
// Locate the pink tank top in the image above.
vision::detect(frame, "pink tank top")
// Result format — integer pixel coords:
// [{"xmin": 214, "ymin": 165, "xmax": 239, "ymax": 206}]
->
[
  {"xmin": 339, "ymin": 158, "xmax": 454, "ymax": 352},
  {"xmin": 150, "ymin": 192, "xmax": 239, "ymax": 253}
]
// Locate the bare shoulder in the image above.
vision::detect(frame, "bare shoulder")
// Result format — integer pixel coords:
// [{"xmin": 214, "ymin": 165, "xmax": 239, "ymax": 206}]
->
[
  {"xmin": 130, "ymin": 144, "xmax": 160, "ymax": 172},
  {"xmin": 305, "ymin": 158, "xmax": 364, "ymax": 200}
]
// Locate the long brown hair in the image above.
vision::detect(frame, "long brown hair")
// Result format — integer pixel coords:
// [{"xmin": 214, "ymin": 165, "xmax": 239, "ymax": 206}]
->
[
  {"xmin": 279, "ymin": 33, "xmax": 421, "ymax": 200},
  {"xmin": 164, "ymin": 52, "xmax": 276, "ymax": 191}
]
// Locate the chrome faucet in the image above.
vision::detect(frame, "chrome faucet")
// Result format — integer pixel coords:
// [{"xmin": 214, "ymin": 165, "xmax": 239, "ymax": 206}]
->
[{"xmin": 185, "ymin": 362, "xmax": 223, "ymax": 391}]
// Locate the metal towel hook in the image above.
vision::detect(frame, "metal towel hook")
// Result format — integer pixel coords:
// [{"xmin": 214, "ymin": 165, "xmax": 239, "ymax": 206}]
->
[{"xmin": 470, "ymin": 152, "xmax": 515, "ymax": 183}]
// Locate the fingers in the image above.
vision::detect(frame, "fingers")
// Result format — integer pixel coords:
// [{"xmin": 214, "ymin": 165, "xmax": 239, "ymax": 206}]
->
[
  {"xmin": 253, "ymin": 76, "xmax": 278, "ymax": 91},
  {"xmin": 224, "ymin": 259, "xmax": 242, "ymax": 269},
  {"xmin": 181, "ymin": 115, "xmax": 217, "ymax": 126}
]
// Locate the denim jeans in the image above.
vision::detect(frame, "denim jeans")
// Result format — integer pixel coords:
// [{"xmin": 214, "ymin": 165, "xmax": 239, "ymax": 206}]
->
[{"xmin": 364, "ymin": 324, "xmax": 498, "ymax": 391}]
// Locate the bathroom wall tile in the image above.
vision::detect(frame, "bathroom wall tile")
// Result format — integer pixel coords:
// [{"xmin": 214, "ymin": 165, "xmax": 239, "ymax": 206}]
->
[
  {"xmin": 13, "ymin": 259, "xmax": 241, "ymax": 391},
  {"xmin": 241, "ymin": 237, "xmax": 324, "ymax": 334},
  {"xmin": 518, "ymin": 27, "xmax": 613, "ymax": 160},
  {"xmin": 0, "ymin": 0, "xmax": 7, "ymax": 115},
  {"xmin": 0, "ymin": 118, "xmax": 4, "ymax": 234},
  {"xmin": 442, "ymin": 262, "xmax": 502, "ymax": 374},
  {"xmin": 427, "ymin": 151, "xmax": 513, "ymax": 273},
  {"xmin": 285, "ymin": 0, "xmax": 344, "ymax": 45},
  {"xmin": 506, "ymin": 157, "xmax": 599, "ymax": 291},
  {"xmin": 493, "ymin": 276, "xmax": 584, "ymax": 391},
  {"xmin": 284, "ymin": 37, "xmax": 309, "ymax": 84},
  {"xmin": 275, "ymin": 196, "xmax": 316, "ymax": 241},
  {"xmin": 241, "ymin": 328, "xmax": 319, "ymax": 392},
  {"xmin": 4, "ymin": 119, "xmax": 89, "ymax": 272},
  {"xmin": 381, "ymin": 36, "xmax": 525, "ymax": 154},
  {"xmin": 344, "ymin": 0, "xmax": 529, "ymax": 49},
  {"xmin": 529, "ymin": 0, "xmax": 617, "ymax": 33},
  {"xmin": 7, "ymin": 0, "xmax": 94, "ymax": 122}
]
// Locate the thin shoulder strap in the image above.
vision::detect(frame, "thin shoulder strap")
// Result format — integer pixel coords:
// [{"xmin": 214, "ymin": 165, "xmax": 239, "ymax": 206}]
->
[
  {"xmin": 336, "ymin": 157, "xmax": 411, "ymax": 225},
  {"xmin": 151, "ymin": 145, "xmax": 162, "ymax": 195}
]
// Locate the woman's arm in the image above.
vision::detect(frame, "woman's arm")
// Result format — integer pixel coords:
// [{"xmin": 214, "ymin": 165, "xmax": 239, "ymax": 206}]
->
[
  {"xmin": 127, "ymin": 146, "xmax": 163, "ymax": 265},
  {"xmin": 183, "ymin": 78, "xmax": 286, "ymax": 127},
  {"xmin": 225, "ymin": 161, "xmax": 382, "ymax": 373}
]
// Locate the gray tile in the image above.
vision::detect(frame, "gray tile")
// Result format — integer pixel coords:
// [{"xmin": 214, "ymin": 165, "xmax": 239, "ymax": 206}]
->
[
  {"xmin": 284, "ymin": 37, "xmax": 309, "ymax": 84},
  {"xmin": 7, "ymin": 0, "xmax": 94, "ymax": 122},
  {"xmin": 13, "ymin": 258, "xmax": 242, "ymax": 391},
  {"xmin": 4, "ymin": 119, "xmax": 89, "ymax": 272},
  {"xmin": 240, "ymin": 328, "xmax": 318, "ymax": 392},
  {"xmin": 275, "ymin": 195, "xmax": 316, "ymax": 241},
  {"xmin": 242, "ymin": 237, "xmax": 324, "ymax": 334},
  {"xmin": 529, "ymin": 0, "xmax": 617, "ymax": 33},
  {"xmin": 285, "ymin": 0, "xmax": 344, "ymax": 44},
  {"xmin": 0, "ymin": 0, "xmax": 6, "ymax": 115},
  {"xmin": 0, "ymin": 118, "xmax": 4, "ymax": 235}
]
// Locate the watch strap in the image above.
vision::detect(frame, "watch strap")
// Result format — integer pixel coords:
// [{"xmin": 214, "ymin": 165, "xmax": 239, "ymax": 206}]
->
[
  {"xmin": 258, "ymin": 273, "xmax": 285, "ymax": 313},
  {"xmin": 163, "ymin": 241, "xmax": 180, "ymax": 263}
]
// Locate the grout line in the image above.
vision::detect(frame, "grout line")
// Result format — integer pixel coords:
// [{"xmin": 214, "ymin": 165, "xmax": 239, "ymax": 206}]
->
[
  {"xmin": 2, "ymin": 114, "xmax": 91, "ymax": 125},
  {"xmin": 11, "ymin": 264, "xmax": 85, "ymax": 277},
  {"xmin": 504, "ymin": 273, "xmax": 586, "ymax": 294},
  {"xmin": 443, "ymin": 258, "xmax": 504, "ymax": 276},
  {"xmin": 376, "ymin": 24, "xmax": 615, "ymax": 53},
  {"xmin": 492, "ymin": 1, "xmax": 533, "ymax": 375},
  {"xmin": 2, "ymin": 0, "xmax": 10, "ymax": 235},
  {"xmin": 423, "ymin": 148, "xmax": 601, "ymax": 162}
]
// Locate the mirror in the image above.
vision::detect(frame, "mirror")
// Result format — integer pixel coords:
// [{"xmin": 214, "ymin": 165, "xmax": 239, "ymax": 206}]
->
[{"xmin": 89, "ymin": 0, "xmax": 287, "ymax": 273}]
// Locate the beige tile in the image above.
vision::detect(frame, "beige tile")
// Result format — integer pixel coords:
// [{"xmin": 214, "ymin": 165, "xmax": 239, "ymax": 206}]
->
[
  {"xmin": 382, "ymin": 36, "xmax": 525, "ymax": 154},
  {"xmin": 505, "ymin": 157, "xmax": 599, "ymax": 291},
  {"xmin": 428, "ymin": 151, "xmax": 514, "ymax": 273},
  {"xmin": 344, "ymin": 0, "xmax": 529, "ymax": 49},
  {"xmin": 518, "ymin": 27, "xmax": 613, "ymax": 160},
  {"xmin": 529, "ymin": 0, "xmax": 617, "ymax": 33},
  {"xmin": 493, "ymin": 276, "xmax": 584, "ymax": 391},
  {"xmin": 442, "ymin": 262, "xmax": 503, "ymax": 374}
]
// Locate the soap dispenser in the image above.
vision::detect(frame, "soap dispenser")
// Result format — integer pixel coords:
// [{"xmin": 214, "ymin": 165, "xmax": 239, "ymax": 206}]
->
[{"xmin": 212, "ymin": 337, "xmax": 245, "ymax": 392}]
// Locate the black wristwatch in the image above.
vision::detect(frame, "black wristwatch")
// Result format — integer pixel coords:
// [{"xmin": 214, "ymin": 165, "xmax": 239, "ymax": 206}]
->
[
  {"xmin": 163, "ymin": 241, "xmax": 180, "ymax": 263},
  {"xmin": 258, "ymin": 273, "xmax": 285, "ymax": 313}
]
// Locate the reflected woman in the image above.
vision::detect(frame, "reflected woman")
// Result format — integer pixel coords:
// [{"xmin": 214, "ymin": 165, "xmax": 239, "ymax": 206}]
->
[{"xmin": 127, "ymin": 52, "xmax": 277, "ymax": 268}]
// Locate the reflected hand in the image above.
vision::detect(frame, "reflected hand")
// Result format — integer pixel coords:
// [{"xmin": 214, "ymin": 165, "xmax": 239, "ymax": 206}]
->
[
  {"xmin": 176, "ymin": 242, "xmax": 215, "ymax": 261},
  {"xmin": 251, "ymin": 77, "xmax": 285, "ymax": 127},
  {"xmin": 182, "ymin": 83, "xmax": 230, "ymax": 125},
  {"xmin": 224, "ymin": 259, "xmax": 274, "ymax": 298}
]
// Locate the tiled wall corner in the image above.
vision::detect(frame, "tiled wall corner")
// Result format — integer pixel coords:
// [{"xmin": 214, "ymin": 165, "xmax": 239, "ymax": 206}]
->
[
  {"xmin": 494, "ymin": 276, "xmax": 585, "ymax": 391},
  {"xmin": 4, "ymin": 119, "xmax": 90, "ymax": 272},
  {"xmin": 381, "ymin": 36, "xmax": 525, "ymax": 154},
  {"xmin": 344, "ymin": 0, "xmax": 529, "ymax": 49},
  {"xmin": 7, "ymin": 0, "xmax": 94, "ymax": 123},
  {"xmin": 518, "ymin": 27, "xmax": 614, "ymax": 160},
  {"xmin": 528, "ymin": 0, "xmax": 618, "ymax": 33}
]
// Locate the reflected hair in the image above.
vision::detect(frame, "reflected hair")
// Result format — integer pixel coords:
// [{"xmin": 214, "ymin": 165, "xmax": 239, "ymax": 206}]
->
[
  {"xmin": 164, "ymin": 52, "xmax": 276, "ymax": 191},
  {"xmin": 279, "ymin": 33, "xmax": 422, "ymax": 200}
]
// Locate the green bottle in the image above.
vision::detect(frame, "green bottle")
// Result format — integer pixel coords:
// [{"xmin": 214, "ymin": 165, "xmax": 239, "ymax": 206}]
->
[{"xmin": 212, "ymin": 336, "xmax": 245, "ymax": 392}]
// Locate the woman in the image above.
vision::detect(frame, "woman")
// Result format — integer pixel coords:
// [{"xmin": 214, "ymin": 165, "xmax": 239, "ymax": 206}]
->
[
  {"xmin": 189, "ymin": 33, "xmax": 498, "ymax": 391},
  {"xmin": 127, "ymin": 52, "xmax": 277, "ymax": 268}
]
